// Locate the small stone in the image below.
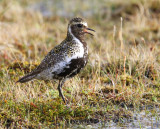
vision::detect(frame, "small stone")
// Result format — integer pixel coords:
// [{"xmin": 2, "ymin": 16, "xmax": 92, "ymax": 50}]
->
[
  {"xmin": 78, "ymin": 125, "xmax": 84, "ymax": 128},
  {"xmin": 86, "ymin": 125, "xmax": 92, "ymax": 128}
]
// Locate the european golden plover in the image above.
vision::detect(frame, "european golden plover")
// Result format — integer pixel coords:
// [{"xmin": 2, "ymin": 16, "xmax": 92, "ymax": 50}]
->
[{"xmin": 17, "ymin": 17, "xmax": 95, "ymax": 103}]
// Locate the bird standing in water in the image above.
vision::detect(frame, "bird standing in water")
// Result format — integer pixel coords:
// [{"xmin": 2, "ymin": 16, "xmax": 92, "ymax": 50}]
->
[{"xmin": 17, "ymin": 17, "xmax": 95, "ymax": 103}]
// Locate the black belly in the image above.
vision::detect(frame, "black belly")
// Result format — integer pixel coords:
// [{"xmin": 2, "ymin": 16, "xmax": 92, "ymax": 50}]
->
[{"xmin": 55, "ymin": 57, "xmax": 88, "ymax": 78}]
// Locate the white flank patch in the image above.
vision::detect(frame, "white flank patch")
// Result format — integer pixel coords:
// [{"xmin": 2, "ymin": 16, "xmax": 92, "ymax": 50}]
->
[{"xmin": 36, "ymin": 62, "xmax": 68, "ymax": 80}]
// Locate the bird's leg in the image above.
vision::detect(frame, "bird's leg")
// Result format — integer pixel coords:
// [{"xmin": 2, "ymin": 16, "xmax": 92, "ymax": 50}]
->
[{"xmin": 57, "ymin": 79, "xmax": 66, "ymax": 103}]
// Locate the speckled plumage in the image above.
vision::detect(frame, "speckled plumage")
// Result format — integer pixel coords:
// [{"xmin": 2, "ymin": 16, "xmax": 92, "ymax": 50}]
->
[{"xmin": 17, "ymin": 17, "xmax": 95, "ymax": 103}]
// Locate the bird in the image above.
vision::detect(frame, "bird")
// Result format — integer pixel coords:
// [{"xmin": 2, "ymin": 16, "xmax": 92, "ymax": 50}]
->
[{"xmin": 17, "ymin": 17, "xmax": 95, "ymax": 103}]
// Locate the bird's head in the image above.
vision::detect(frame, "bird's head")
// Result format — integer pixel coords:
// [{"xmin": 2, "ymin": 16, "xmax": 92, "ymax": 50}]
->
[{"xmin": 67, "ymin": 17, "xmax": 95, "ymax": 39}]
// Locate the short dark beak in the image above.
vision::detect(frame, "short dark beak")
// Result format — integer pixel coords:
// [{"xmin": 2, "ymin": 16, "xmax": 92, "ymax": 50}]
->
[
  {"xmin": 85, "ymin": 28, "xmax": 95, "ymax": 36},
  {"xmin": 87, "ymin": 28, "xmax": 95, "ymax": 32}
]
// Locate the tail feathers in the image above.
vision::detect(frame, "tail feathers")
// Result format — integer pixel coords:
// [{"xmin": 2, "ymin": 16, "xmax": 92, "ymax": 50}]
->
[{"xmin": 17, "ymin": 74, "xmax": 36, "ymax": 83}]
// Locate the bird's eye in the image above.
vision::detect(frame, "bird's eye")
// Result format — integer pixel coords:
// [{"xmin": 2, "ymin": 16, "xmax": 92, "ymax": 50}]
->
[{"xmin": 77, "ymin": 24, "xmax": 83, "ymax": 28}]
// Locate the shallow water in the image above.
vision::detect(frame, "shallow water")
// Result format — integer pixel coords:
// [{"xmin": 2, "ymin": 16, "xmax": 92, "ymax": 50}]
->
[{"xmin": 71, "ymin": 107, "xmax": 160, "ymax": 129}]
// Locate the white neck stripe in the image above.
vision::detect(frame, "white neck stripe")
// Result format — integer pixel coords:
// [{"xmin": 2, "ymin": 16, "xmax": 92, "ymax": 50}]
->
[{"xmin": 68, "ymin": 25, "xmax": 75, "ymax": 39}]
